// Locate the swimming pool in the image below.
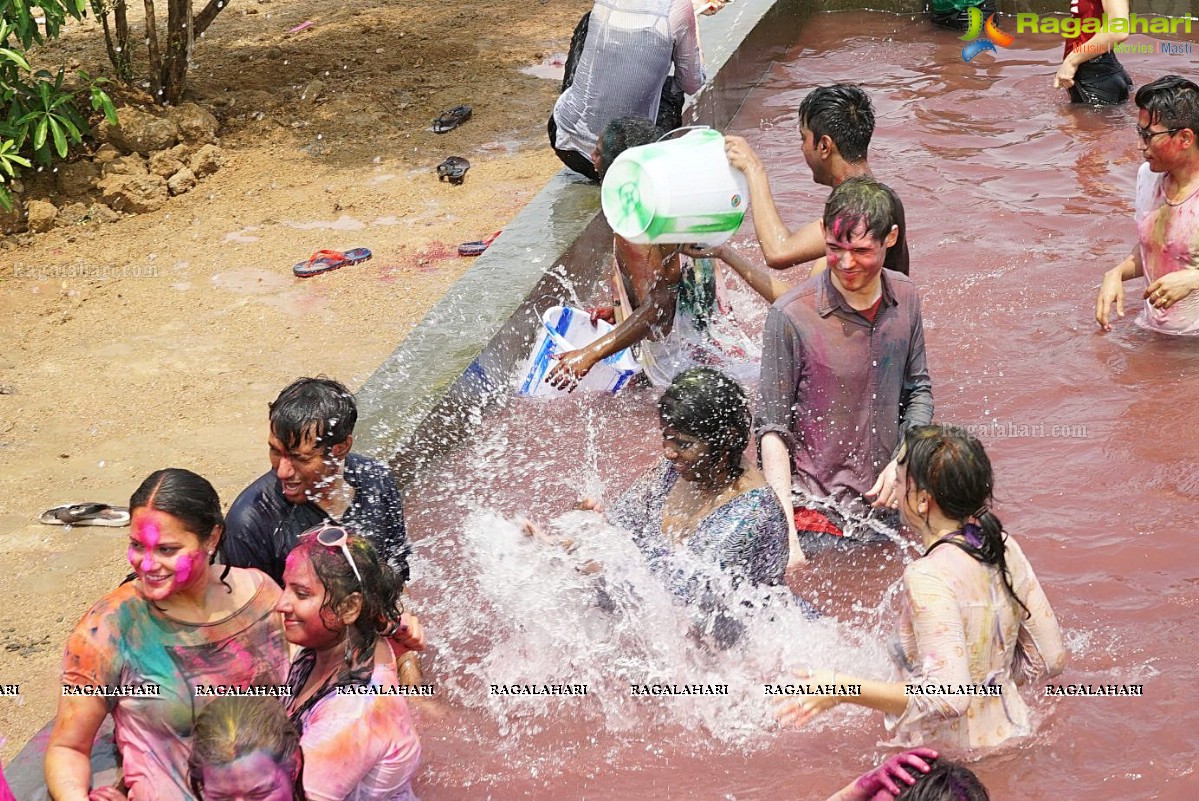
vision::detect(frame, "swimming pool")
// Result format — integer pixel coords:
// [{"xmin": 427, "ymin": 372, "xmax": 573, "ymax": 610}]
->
[{"xmin": 400, "ymin": 8, "xmax": 1199, "ymax": 800}]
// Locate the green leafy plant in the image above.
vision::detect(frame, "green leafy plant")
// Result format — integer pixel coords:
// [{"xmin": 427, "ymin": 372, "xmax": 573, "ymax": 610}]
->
[{"xmin": 0, "ymin": 6, "xmax": 117, "ymax": 212}]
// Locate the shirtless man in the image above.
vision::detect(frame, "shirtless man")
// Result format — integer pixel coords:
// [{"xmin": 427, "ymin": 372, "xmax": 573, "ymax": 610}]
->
[
  {"xmin": 545, "ymin": 117, "xmax": 684, "ymax": 391},
  {"xmin": 723, "ymin": 84, "xmax": 909, "ymax": 300}
]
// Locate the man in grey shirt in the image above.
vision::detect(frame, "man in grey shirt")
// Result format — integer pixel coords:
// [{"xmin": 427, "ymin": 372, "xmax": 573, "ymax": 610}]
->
[
  {"xmin": 758, "ymin": 177, "xmax": 933, "ymax": 577},
  {"xmin": 549, "ymin": 0, "xmax": 704, "ymax": 180}
]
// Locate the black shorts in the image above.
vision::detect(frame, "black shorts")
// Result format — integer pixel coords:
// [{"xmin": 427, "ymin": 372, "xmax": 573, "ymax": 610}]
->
[
  {"xmin": 547, "ymin": 114, "xmax": 599, "ymax": 181},
  {"xmin": 1069, "ymin": 52, "xmax": 1133, "ymax": 105}
]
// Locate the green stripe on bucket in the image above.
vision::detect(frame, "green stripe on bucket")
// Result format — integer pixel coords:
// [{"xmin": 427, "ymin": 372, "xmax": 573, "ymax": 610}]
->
[{"xmin": 644, "ymin": 211, "xmax": 746, "ymax": 239}]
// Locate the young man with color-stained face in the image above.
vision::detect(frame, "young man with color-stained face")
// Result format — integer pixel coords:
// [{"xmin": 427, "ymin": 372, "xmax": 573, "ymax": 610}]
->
[
  {"xmin": 722, "ymin": 84, "xmax": 910, "ymax": 290},
  {"xmin": 757, "ymin": 177, "xmax": 933, "ymax": 580},
  {"xmin": 223, "ymin": 377, "xmax": 411, "ymax": 587},
  {"xmin": 1096, "ymin": 75, "xmax": 1199, "ymax": 334}
]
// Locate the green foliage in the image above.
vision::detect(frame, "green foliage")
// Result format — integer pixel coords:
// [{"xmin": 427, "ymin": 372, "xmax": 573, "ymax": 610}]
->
[{"xmin": 0, "ymin": 2, "xmax": 109, "ymax": 212}]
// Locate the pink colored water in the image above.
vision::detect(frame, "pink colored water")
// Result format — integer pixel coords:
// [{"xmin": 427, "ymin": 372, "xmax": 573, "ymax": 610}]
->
[{"xmin": 403, "ymin": 13, "xmax": 1199, "ymax": 800}]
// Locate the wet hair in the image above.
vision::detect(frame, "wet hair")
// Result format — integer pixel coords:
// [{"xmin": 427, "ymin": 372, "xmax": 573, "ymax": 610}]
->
[
  {"xmin": 894, "ymin": 759, "xmax": 989, "ymax": 801},
  {"xmin": 292, "ymin": 528, "xmax": 405, "ymax": 665},
  {"xmin": 798, "ymin": 84, "xmax": 875, "ymax": 162},
  {"xmin": 269, "ymin": 377, "xmax": 357, "ymax": 452},
  {"xmin": 658, "ymin": 368, "xmax": 751, "ymax": 480},
  {"xmin": 130, "ymin": 468, "xmax": 231, "ymax": 590},
  {"xmin": 822, "ymin": 176, "xmax": 896, "ymax": 243},
  {"xmin": 597, "ymin": 115, "xmax": 664, "ymax": 177},
  {"xmin": 188, "ymin": 696, "xmax": 307, "ymax": 801},
  {"xmin": 899, "ymin": 425, "xmax": 1029, "ymax": 619},
  {"xmin": 1135, "ymin": 75, "xmax": 1199, "ymax": 138}
]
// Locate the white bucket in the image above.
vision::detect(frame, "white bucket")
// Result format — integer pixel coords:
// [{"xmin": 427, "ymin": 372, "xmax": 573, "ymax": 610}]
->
[
  {"xmin": 601, "ymin": 127, "xmax": 749, "ymax": 246},
  {"xmin": 518, "ymin": 306, "xmax": 642, "ymax": 397}
]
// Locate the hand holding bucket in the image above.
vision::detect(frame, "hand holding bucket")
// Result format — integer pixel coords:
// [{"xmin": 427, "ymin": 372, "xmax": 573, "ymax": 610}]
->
[{"xmin": 601, "ymin": 128, "xmax": 749, "ymax": 247}]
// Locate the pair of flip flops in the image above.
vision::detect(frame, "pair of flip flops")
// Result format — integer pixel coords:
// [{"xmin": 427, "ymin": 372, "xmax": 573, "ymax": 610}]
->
[
  {"xmin": 437, "ymin": 156, "xmax": 470, "ymax": 185},
  {"xmin": 40, "ymin": 503, "xmax": 130, "ymax": 527},
  {"xmin": 458, "ymin": 230, "xmax": 501, "ymax": 256},
  {"xmin": 292, "ymin": 248, "xmax": 372, "ymax": 278},
  {"xmin": 433, "ymin": 105, "xmax": 471, "ymax": 134}
]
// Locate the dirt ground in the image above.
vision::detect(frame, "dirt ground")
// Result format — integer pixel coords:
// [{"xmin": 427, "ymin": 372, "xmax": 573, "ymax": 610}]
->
[{"xmin": 0, "ymin": 0, "xmax": 591, "ymax": 764}]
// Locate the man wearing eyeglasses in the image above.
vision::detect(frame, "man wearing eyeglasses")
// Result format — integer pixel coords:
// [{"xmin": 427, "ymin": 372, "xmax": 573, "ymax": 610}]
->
[{"xmin": 1096, "ymin": 75, "xmax": 1199, "ymax": 334}]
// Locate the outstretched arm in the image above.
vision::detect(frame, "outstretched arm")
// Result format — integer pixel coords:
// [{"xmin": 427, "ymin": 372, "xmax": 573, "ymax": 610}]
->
[
  {"xmin": 683, "ymin": 244, "xmax": 793, "ymax": 303},
  {"xmin": 546, "ymin": 275, "xmax": 679, "ymax": 391},
  {"xmin": 725, "ymin": 136, "xmax": 826, "ymax": 269}
]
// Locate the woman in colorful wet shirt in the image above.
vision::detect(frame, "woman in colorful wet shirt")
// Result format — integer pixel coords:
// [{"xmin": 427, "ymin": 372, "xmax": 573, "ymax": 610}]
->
[
  {"xmin": 605, "ymin": 368, "xmax": 789, "ymax": 595},
  {"xmin": 46, "ymin": 468, "xmax": 289, "ymax": 801},
  {"xmin": 529, "ymin": 368, "xmax": 800, "ymax": 646},
  {"xmin": 278, "ymin": 528, "xmax": 421, "ymax": 801},
  {"xmin": 777, "ymin": 425, "xmax": 1066, "ymax": 748},
  {"xmin": 189, "ymin": 696, "xmax": 306, "ymax": 801}
]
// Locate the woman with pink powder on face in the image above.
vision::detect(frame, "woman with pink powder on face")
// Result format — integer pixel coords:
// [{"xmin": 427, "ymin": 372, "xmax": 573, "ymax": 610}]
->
[
  {"xmin": 277, "ymin": 528, "xmax": 421, "ymax": 801},
  {"xmin": 46, "ymin": 468, "xmax": 289, "ymax": 801}
]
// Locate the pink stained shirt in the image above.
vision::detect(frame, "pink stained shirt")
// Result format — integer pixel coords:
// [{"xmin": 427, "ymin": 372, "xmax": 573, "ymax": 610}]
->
[
  {"xmin": 0, "ymin": 760, "xmax": 16, "ymax": 801},
  {"xmin": 1133, "ymin": 162, "xmax": 1199, "ymax": 335},
  {"xmin": 297, "ymin": 643, "xmax": 422, "ymax": 801},
  {"xmin": 60, "ymin": 571, "xmax": 289, "ymax": 801}
]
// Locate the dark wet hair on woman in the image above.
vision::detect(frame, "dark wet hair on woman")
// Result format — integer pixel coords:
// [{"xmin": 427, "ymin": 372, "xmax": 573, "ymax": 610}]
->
[
  {"xmin": 899, "ymin": 425, "xmax": 1029, "ymax": 619},
  {"xmin": 894, "ymin": 759, "xmax": 989, "ymax": 801},
  {"xmin": 269, "ymin": 376, "xmax": 358, "ymax": 452},
  {"xmin": 798, "ymin": 83, "xmax": 875, "ymax": 162},
  {"xmin": 189, "ymin": 696, "xmax": 307, "ymax": 801},
  {"xmin": 658, "ymin": 367, "xmax": 751, "ymax": 479},
  {"xmin": 130, "ymin": 467, "xmax": 231, "ymax": 590},
  {"xmin": 1135, "ymin": 75, "xmax": 1199, "ymax": 135},
  {"xmin": 822, "ymin": 175, "xmax": 896, "ymax": 243},
  {"xmin": 293, "ymin": 528, "xmax": 405, "ymax": 665}
]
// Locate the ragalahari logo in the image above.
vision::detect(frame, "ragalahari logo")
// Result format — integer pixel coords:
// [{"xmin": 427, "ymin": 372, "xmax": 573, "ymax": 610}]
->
[{"xmin": 960, "ymin": 8, "xmax": 1015, "ymax": 62}]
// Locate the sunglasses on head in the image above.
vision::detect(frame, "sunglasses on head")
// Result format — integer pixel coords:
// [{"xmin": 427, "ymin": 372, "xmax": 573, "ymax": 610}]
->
[{"xmin": 313, "ymin": 524, "xmax": 363, "ymax": 585}]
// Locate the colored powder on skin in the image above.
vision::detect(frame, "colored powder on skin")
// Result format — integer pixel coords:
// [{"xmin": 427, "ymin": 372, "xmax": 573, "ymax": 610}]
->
[
  {"xmin": 139, "ymin": 517, "xmax": 161, "ymax": 574},
  {"xmin": 831, "ymin": 214, "xmax": 844, "ymax": 239},
  {"xmin": 175, "ymin": 550, "xmax": 201, "ymax": 585}
]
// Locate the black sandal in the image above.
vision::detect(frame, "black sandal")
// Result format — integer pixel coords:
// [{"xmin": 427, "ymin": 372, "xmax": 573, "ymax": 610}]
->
[
  {"xmin": 433, "ymin": 105, "xmax": 472, "ymax": 133},
  {"xmin": 437, "ymin": 156, "xmax": 470, "ymax": 185}
]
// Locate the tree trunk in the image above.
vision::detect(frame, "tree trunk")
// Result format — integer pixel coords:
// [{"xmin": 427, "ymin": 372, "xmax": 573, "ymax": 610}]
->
[
  {"xmin": 96, "ymin": 9, "xmax": 121, "ymax": 78},
  {"xmin": 155, "ymin": 0, "xmax": 233, "ymax": 105},
  {"xmin": 161, "ymin": 0, "xmax": 190, "ymax": 104},
  {"xmin": 143, "ymin": 0, "xmax": 163, "ymax": 101},
  {"xmin": 194, "ymin": 0, "xmax": 230, "ymax": 37},
  {"xmin": 113, "ymin": 0, "xmax": 131, "ymax": 79}
]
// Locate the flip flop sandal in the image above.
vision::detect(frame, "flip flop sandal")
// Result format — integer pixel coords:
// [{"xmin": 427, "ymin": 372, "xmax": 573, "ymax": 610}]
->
[
  {"xmin": 433, "ymin": 105, "xmax": 472, "ymax": 134},
  {"xmin": 458, "ymin": 230, "xmax": 501, "ymax": 256},
  {"xmin": 292, "ymin": 248, "xmax": 372, "ymax": 278},
  {"xmin": 437, "ymin": 156, "xmax": 470, "ymax": 185},
  {"xmin": 39, "ymin": 503, "xmax": 131, "ymax": 527}
]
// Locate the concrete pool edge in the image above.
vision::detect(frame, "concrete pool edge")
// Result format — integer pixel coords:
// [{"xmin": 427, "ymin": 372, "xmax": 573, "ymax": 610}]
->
[{"xmin": 354, "ymin": 0, "xmax": 794, "ymax": 482}]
